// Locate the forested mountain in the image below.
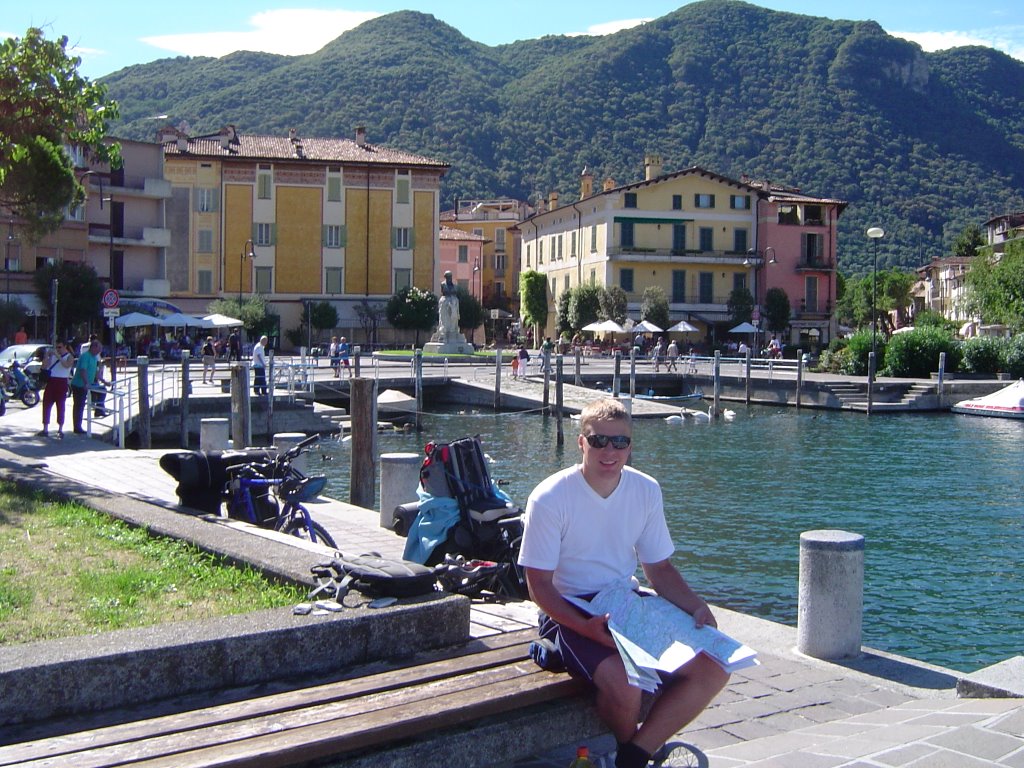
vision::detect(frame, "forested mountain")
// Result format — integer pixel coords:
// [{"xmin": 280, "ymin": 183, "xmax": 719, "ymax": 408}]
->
[{"xmin": 102, "ymin": 0, "xmax": 1024, "ymax": 276}]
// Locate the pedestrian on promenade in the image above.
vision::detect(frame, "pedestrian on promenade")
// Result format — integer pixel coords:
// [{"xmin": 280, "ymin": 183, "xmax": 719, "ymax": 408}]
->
[
  {"xmin": 70, "ymin": 339, "xmax": 103, "ymax": 434},
  {"xmin": 329, "ymin": 336, "xmax": 341, "ymax": 378},
  {"xmin": 338, "ymin": 337, "xmax": 351, "ymax": 378},
  {"xmin": 201, "ymin": 336, "xmax": 216, "ymax": 384},
  {"xmin": 666, "ymin": 340, "xmax": 679, "ymax": 372},
  {"xmin": 38, "ymin": 341, "xmax": 75, "ymax": 439},
  {"xmin": 252, "ymin": 335, "xmax": 268, "ymax": 396},
  {"xmin": 228, "ymin": 330, "xmax": 241, "ymax": 362},
  {"xmin": 518, "ymin": 398, "xmax": 728, "ymax": 768}
]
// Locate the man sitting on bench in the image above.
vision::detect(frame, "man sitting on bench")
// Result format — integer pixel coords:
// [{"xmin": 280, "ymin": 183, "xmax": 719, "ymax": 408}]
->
[{"xmin": 518, "ymin": 398, "xmax": 728, "ymax": 768}]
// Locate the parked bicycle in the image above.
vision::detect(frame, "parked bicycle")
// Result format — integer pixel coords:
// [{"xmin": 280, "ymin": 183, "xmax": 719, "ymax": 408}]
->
[{"xmin": 223, "ymin": 433, "xmax": 338, "ymax": 548}]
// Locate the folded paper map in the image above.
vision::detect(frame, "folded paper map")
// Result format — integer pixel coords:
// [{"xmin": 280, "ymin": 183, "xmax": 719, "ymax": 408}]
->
[{"xmin": 567, "ymin": 587, "xmax": 759, "ymax": 691}]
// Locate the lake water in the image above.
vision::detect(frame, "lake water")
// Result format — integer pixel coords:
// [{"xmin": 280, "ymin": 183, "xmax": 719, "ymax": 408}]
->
[{"xmin": 323, "ymin": 403, "xmax": 1023, "ymax": 673}]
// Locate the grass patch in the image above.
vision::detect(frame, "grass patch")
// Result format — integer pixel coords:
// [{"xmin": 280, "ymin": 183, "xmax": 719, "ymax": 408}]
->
[{"xmin": 0, "ymin": 481, "xmax": 304, "ymax": 645}]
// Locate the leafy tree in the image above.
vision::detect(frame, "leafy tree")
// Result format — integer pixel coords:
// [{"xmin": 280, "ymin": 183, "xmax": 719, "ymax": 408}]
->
[
  {"xmin": 555, "ymin": 289, "xmax": 573, "ymax": 336},
  {"xmin": 206, "ymin": 296, "xmax": 271, "ymax": 337},
  {"xmin": 878, "ymin": 269, "xmax": 917, "ymax": 333},
  {"xmin": 302, "ymin": 300, "xmax": 339, "ymax": 342},
  {"xmin": 0, "ymin": 299, "xmax": 28, "ymax": 340},
  {"xmin": 354, "ymin": 300, "xmax": 386, "ymax": 345},
  {"xmin": 964, "ymin": 240, "xmax": 1024, "ymax": 331},
  {"xmin": 960, "ymin": 336, "xmax": 1004, "ymax": 375},
  {"xmin": 386, "ymin": 286, "xmax": 437, "ymax": 347},
  {"xmin": 599, "ymin": 286, "xmax": 628, "ymax": 324},
  {"xmin": 455, "ymin": 286, "xmax": 484, "ymax": 335},
  {"xmin": 568, "ymin": 284, "xmax": 602, "ymax": 332},
  {"xmin": 727, "ymin": 286, "xmax": 755, "ymax": 326},
  {"xmin": 764, "ymin": 287, "xmax": 791, "ymax": 335},
  {"xmin": 640, "ymin": 286, "xmax": 670, "ymax": 330},
  {"xmin": 0, "ymin": 29, "xmax": 121, "ymax": 240},
  {"xmin": 519, "ymin": 271, "xmax": 548, "ymax": 341},
  {"xmin": 951, "ymin": 224, "xmax": 985, "ymax": 260},
  {"xmin": 33, "ymin": 261, "xmax": 103, "ymax": 341}
]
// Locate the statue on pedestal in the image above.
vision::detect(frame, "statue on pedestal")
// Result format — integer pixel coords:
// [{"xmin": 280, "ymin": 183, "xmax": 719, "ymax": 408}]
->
[{"xmin": 438, "ymin": 271, "xmax": 460, "ymax": 338}]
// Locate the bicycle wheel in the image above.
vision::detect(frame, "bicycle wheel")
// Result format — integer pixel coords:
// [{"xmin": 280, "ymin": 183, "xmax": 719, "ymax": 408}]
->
[
  {"xmin": 280, "ymin": 516, "xmax": 338, "ymax": 549},
  {"xmin": 21, "ymin": 389, "xmax": 39, "ymax": 408}
]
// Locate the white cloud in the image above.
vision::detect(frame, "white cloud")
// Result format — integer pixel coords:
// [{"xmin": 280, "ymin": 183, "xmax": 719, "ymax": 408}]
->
[
  {"xmin": 890, "ymin": 26, "xmax": 1024, "ymax": 62},
  {"xmin": 566, "ymin": 17, "xmax": 653, "ymax": 38},
  {"xmin": 140, "ymin": 8, "xmax": 381, "ymax": 59}
]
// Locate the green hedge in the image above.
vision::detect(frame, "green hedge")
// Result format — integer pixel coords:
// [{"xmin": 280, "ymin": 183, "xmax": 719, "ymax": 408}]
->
[
  {"xmin": 960, "ymin": 337, "xmax": 1004, "ymax": 375},
  {"xmin": 883, "ymin": 327, "xmax": 961, "ymax": 378}
]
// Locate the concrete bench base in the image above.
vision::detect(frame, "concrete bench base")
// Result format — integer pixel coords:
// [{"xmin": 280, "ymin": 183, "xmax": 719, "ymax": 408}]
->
[{"xmin": 0, "ymin": 593, "xmax": 469, "ymax": 728}]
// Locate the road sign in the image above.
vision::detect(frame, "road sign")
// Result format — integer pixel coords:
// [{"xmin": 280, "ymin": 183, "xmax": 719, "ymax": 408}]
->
[
  {"xmin": 103, "ymin": 307, "xmax": 121, "ymax": 318},
  {"xmin": 101, "ymin": 289, "xmax": 120, "ymax": 309},
  {"xmin": 752, "ymin": 306, "xmax": 761, "ymax": 323}
]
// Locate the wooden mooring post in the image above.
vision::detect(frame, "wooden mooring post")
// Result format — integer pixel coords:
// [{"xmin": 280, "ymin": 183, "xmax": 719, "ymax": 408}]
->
[
  {"xmin": 555, "ymin": 355, "xmax": 564, "ymax": 446},
  {"xmin": 712, "ymin": 351, "xmax": 721, "ymax": 419},
  {"xmin": 414, "ymin": 349, "xmax": 423, "ymax": 432},
  {"xmin": 349, "ymin": 377, "xmax": 377, "ymax": 509},
  {"xmin": 612, "ymin": 350, "xmax": 621, "ymax": 397},
  {"xmin": 179, "ymin": 351, "xmax": 190, "ymax": 449},
  {"xmin": 493, "ymin": 348, "xmax": 502, "ymax": 411},
  {"xmin": 629, "ymin": 347, "xmax": 637, "ymax": 399},
  {"xmin": 796, "ymin": 349, "xmax": 804, "ymax": 410},
  {"xmin": 137, "ymin": 356, "xmax": 151, "ymax": 449},
  {"xmin": 574, "ymin": 347, "xmax": 582, "ymax": 387},
  {"xmin": 230, "ymin": 363, "xmax": 251, "ymax": 449},
  {"xmin": 744, "ymin": 347, "xmax": 752, "ymax": 405}
]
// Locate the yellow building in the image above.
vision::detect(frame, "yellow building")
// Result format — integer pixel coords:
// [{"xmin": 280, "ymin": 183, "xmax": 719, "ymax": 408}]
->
[
  {"xmin": 522, "ymin": 157, "xmax": 759, "ymax": 342},
  {"xmin": 161, "ymin": 125, "xmax": 448, "ymax": 343}
]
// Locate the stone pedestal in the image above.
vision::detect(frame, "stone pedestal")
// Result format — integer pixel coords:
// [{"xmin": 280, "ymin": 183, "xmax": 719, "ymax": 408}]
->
[
  {"xmin": 379, "ymin": 452, "xmax": 422, "ymax": 529},
  {"xmin": 423, "ymin": 331, "xmax": 474, "ymax": 355}
]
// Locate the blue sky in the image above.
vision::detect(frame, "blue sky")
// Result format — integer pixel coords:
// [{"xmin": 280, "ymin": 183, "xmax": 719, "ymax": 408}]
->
[{"xmin": 4, "ymin": 1, "xmax": 1022, "ymax": 80}]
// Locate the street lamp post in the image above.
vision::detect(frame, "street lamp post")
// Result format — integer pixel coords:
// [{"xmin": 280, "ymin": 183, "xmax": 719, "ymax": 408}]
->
[
  {"xmin": 5, "ymin": 219, "xmax": 14, "ymax": 304},
  {"xmin": 866, "ymin": 227, "xmax": 885, "ymax": 361},
  {"xmin": 472, "ymin": 256, "xmax": 481, "ymax": 345},
  {"xmin": 745, "ymin": 246, "xmax": 776, "ymax": 354},
  {"xmin": 239, "ymin": 239, "xmax": 255, "ymax": 305}
]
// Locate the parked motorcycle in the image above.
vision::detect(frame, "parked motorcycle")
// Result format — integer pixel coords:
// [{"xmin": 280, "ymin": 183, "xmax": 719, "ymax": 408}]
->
[{"xmin": 0, "ymin": 361, "xmax": 41, "ymax": 408}]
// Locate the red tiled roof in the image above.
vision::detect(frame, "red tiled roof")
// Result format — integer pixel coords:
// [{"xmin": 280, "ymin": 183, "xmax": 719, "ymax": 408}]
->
[
  {"xmin": 440, "ymin": 226, "xmax": 487, "ymax": 241},
  {"xmin": 164, "ymin": 131, "xmax": 448, "ymax": 169}
]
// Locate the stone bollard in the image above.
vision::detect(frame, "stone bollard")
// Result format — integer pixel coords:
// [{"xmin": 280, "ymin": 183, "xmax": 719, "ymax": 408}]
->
[
  {"xmin": 617, "ymin": 394, "xmax": 632, "ymax": 415},
  {"xmin": 200, "ymin": 418, "xmax": 230, "ymax": 452},
  {"xmin": 273, "ymin": 432, "xmax": 309, "ymax": 474},
  {"xmin": 797, "ymin": 530, "xmax": 864, "ymax": 659},
  {"xmin": 379, "ymin": 452, "xmax": 422, "ymax": 529}
]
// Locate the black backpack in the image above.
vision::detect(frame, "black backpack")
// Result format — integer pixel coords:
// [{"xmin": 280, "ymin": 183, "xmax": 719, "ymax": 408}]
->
[{"xmin": 313, "ymin": 554, "xmax": 437, "ymax": 598}]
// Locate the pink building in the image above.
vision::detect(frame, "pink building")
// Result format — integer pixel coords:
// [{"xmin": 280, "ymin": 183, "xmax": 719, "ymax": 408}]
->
[
  {"xmin": 438, "ymin": 225, "xmax": 487, "ymax": 303},
  {"xmin": 749, "ymin": 181, "xmax": 847, "ymax": 350}
]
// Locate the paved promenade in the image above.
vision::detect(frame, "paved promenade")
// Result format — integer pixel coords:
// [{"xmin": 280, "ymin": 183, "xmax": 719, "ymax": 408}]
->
[{"xmin": 0, "ymin": 386, "xmax": 1021, "ymax": 766}]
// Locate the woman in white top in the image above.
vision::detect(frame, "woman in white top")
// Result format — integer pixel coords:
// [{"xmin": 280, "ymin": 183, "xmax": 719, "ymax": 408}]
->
[{"xmin": 39, "ymin": 341, "xmax": 75, "ymax": 439}]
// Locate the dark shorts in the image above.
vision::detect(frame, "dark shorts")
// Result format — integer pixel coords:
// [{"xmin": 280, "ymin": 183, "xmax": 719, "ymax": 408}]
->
[{"xmin": 539, "ymin": 608, "xmax": 618, "ymax": 685}]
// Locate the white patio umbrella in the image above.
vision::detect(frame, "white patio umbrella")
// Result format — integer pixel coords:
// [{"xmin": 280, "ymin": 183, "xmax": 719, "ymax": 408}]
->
[
  {"xmin": 729, "ymin": 322, "xmax": 759, "ymax": 334},
  {"xmin": 114, "ymin": 312, "xmax": 160, "ymax": 328},
  {"xmin": 158, "ymin": 312, "xmax": 208, "ymax": 328},
  {"xmin": 667, "ymin": 319, "xmax": 699, "ymax": 333},
  {"xmin": 203, "ymin": 313, "xmax": 243, "ymax": 327},
  {"xmin": 632, "ymin": 319, "xmax": 663, "ymax": 333},
  {"xmin": 582, "ymin": 320, "xmax": 626, "ymax": 334}
]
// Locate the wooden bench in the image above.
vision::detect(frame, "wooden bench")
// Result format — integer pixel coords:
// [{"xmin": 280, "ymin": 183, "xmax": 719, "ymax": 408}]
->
[{"xmin": 0, "ymin": 630, "xmax": 601, "ymax": 768}]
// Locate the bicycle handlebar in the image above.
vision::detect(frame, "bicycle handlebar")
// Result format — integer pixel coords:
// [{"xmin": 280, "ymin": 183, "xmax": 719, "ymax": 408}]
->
[{"xmin": 279, "ymin": 433, "xmax": 321, "ymax": 462}]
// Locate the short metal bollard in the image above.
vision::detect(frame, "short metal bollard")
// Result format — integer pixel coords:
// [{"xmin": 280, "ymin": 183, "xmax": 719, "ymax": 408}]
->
[
  {"xmin": 797, "ymin": 529, "xmax": 864, "ymax": 659},
  {"xmin": 273, "ymin": 432, "xmax": 309, "ymax": 475},
  {"xmin": 200, "ymin": 418, "xmax": 230, "ymax": 452},
  {"xmin": 379, "ymin": 452, "xmax": 422, "ymax": 529}
]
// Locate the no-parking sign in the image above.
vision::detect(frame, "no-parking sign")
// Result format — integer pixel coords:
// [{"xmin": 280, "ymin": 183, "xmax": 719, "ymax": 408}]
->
[{"xmin": 101, "ymin": 289, "xmax": 120, "ymax": 309}]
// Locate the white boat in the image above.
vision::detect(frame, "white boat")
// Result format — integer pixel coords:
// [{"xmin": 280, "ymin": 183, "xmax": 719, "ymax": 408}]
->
[
  {"xmin": 634, "ymin": 391, "xmax": 704, "ymax": 405},
  {"xmin": 951, "ymin": 379, "xmax": 1024, "ymax": 419},
  {"xmin": 377, "ymin": 388, "xmax": 417, "ymax": 416}
]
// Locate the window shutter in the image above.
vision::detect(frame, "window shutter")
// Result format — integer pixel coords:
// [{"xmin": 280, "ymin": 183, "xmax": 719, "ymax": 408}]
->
[
  {"xmin": 212, "ymin": 189, "xmax": 220, "ymax": 212},
  {"xmin": 251, "ymin": 223, "xmax": 258, "ymax": 242},
  {"xmin": 391, "ymin": 228, "xmax": 397, "ymax": 248},
  {"xmin": 409, "ymin": 229, "xmax": 416, "ymax": 249},
  {"xmin": 339, "ymin": 225, "xmax": 347, "ymax": 247},
  {"xmin": 270, "ymin": 223, "xmax": 277, "ymax": 245},
  {"xmin": 322, "ymin": 226, "xmax": 328, "ymax": 247}
]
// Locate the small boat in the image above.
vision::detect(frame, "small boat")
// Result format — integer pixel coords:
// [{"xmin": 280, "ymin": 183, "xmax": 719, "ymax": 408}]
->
[
  {"xmin": 951, "ymin": 379, "xmax": 1024, "ymax": 419},
  {"xmin": 377, "ymin": 388, "xmax": 417, "ymax": 416},
  {"xmin": 634, "ymin": 391, "xmax": 704, "ymax": 406}
]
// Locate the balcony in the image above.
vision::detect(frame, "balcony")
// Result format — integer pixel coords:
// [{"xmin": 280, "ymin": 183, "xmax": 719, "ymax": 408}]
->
[
  {"xmin": 608, "ymin": 247, "xmax": 750, "ymax": 265},
  {"xmin": 796, "ymin": 257, "xmax": 834, "ymax": 271},
  {"xmin": 88, "ymin": 224, "xmax": 171, "ymax": 248},
  {"xmin": 796, "ymin": 300, "xmax": 832, "ymax": 319}
]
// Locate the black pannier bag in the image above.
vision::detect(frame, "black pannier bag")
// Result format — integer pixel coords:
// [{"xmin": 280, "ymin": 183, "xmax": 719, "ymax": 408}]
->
[{"xmin": 159, "ymin": 449, "xmax": 275, "ymax": 514}]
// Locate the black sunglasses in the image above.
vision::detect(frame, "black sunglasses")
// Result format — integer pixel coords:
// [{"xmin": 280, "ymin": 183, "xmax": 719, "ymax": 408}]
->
[{"xmin": 583, "ymin": 433, "xmax": 631, "ymax": 450}]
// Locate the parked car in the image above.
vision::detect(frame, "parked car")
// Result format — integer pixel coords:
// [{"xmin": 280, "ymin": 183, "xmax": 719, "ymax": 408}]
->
[{"xmin": 0, "ymin": 343, "xmax": 55, "ymax": 377}]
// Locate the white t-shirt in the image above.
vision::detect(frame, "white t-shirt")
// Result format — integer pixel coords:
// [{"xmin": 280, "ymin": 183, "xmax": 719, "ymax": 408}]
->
[
  {"xmin": 252, "ymin": 343, "xmax": 267, "ymax": 369},
  {"xmin": 518, "ymin": 464, "xmax": 675, "ymax": 596}
]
